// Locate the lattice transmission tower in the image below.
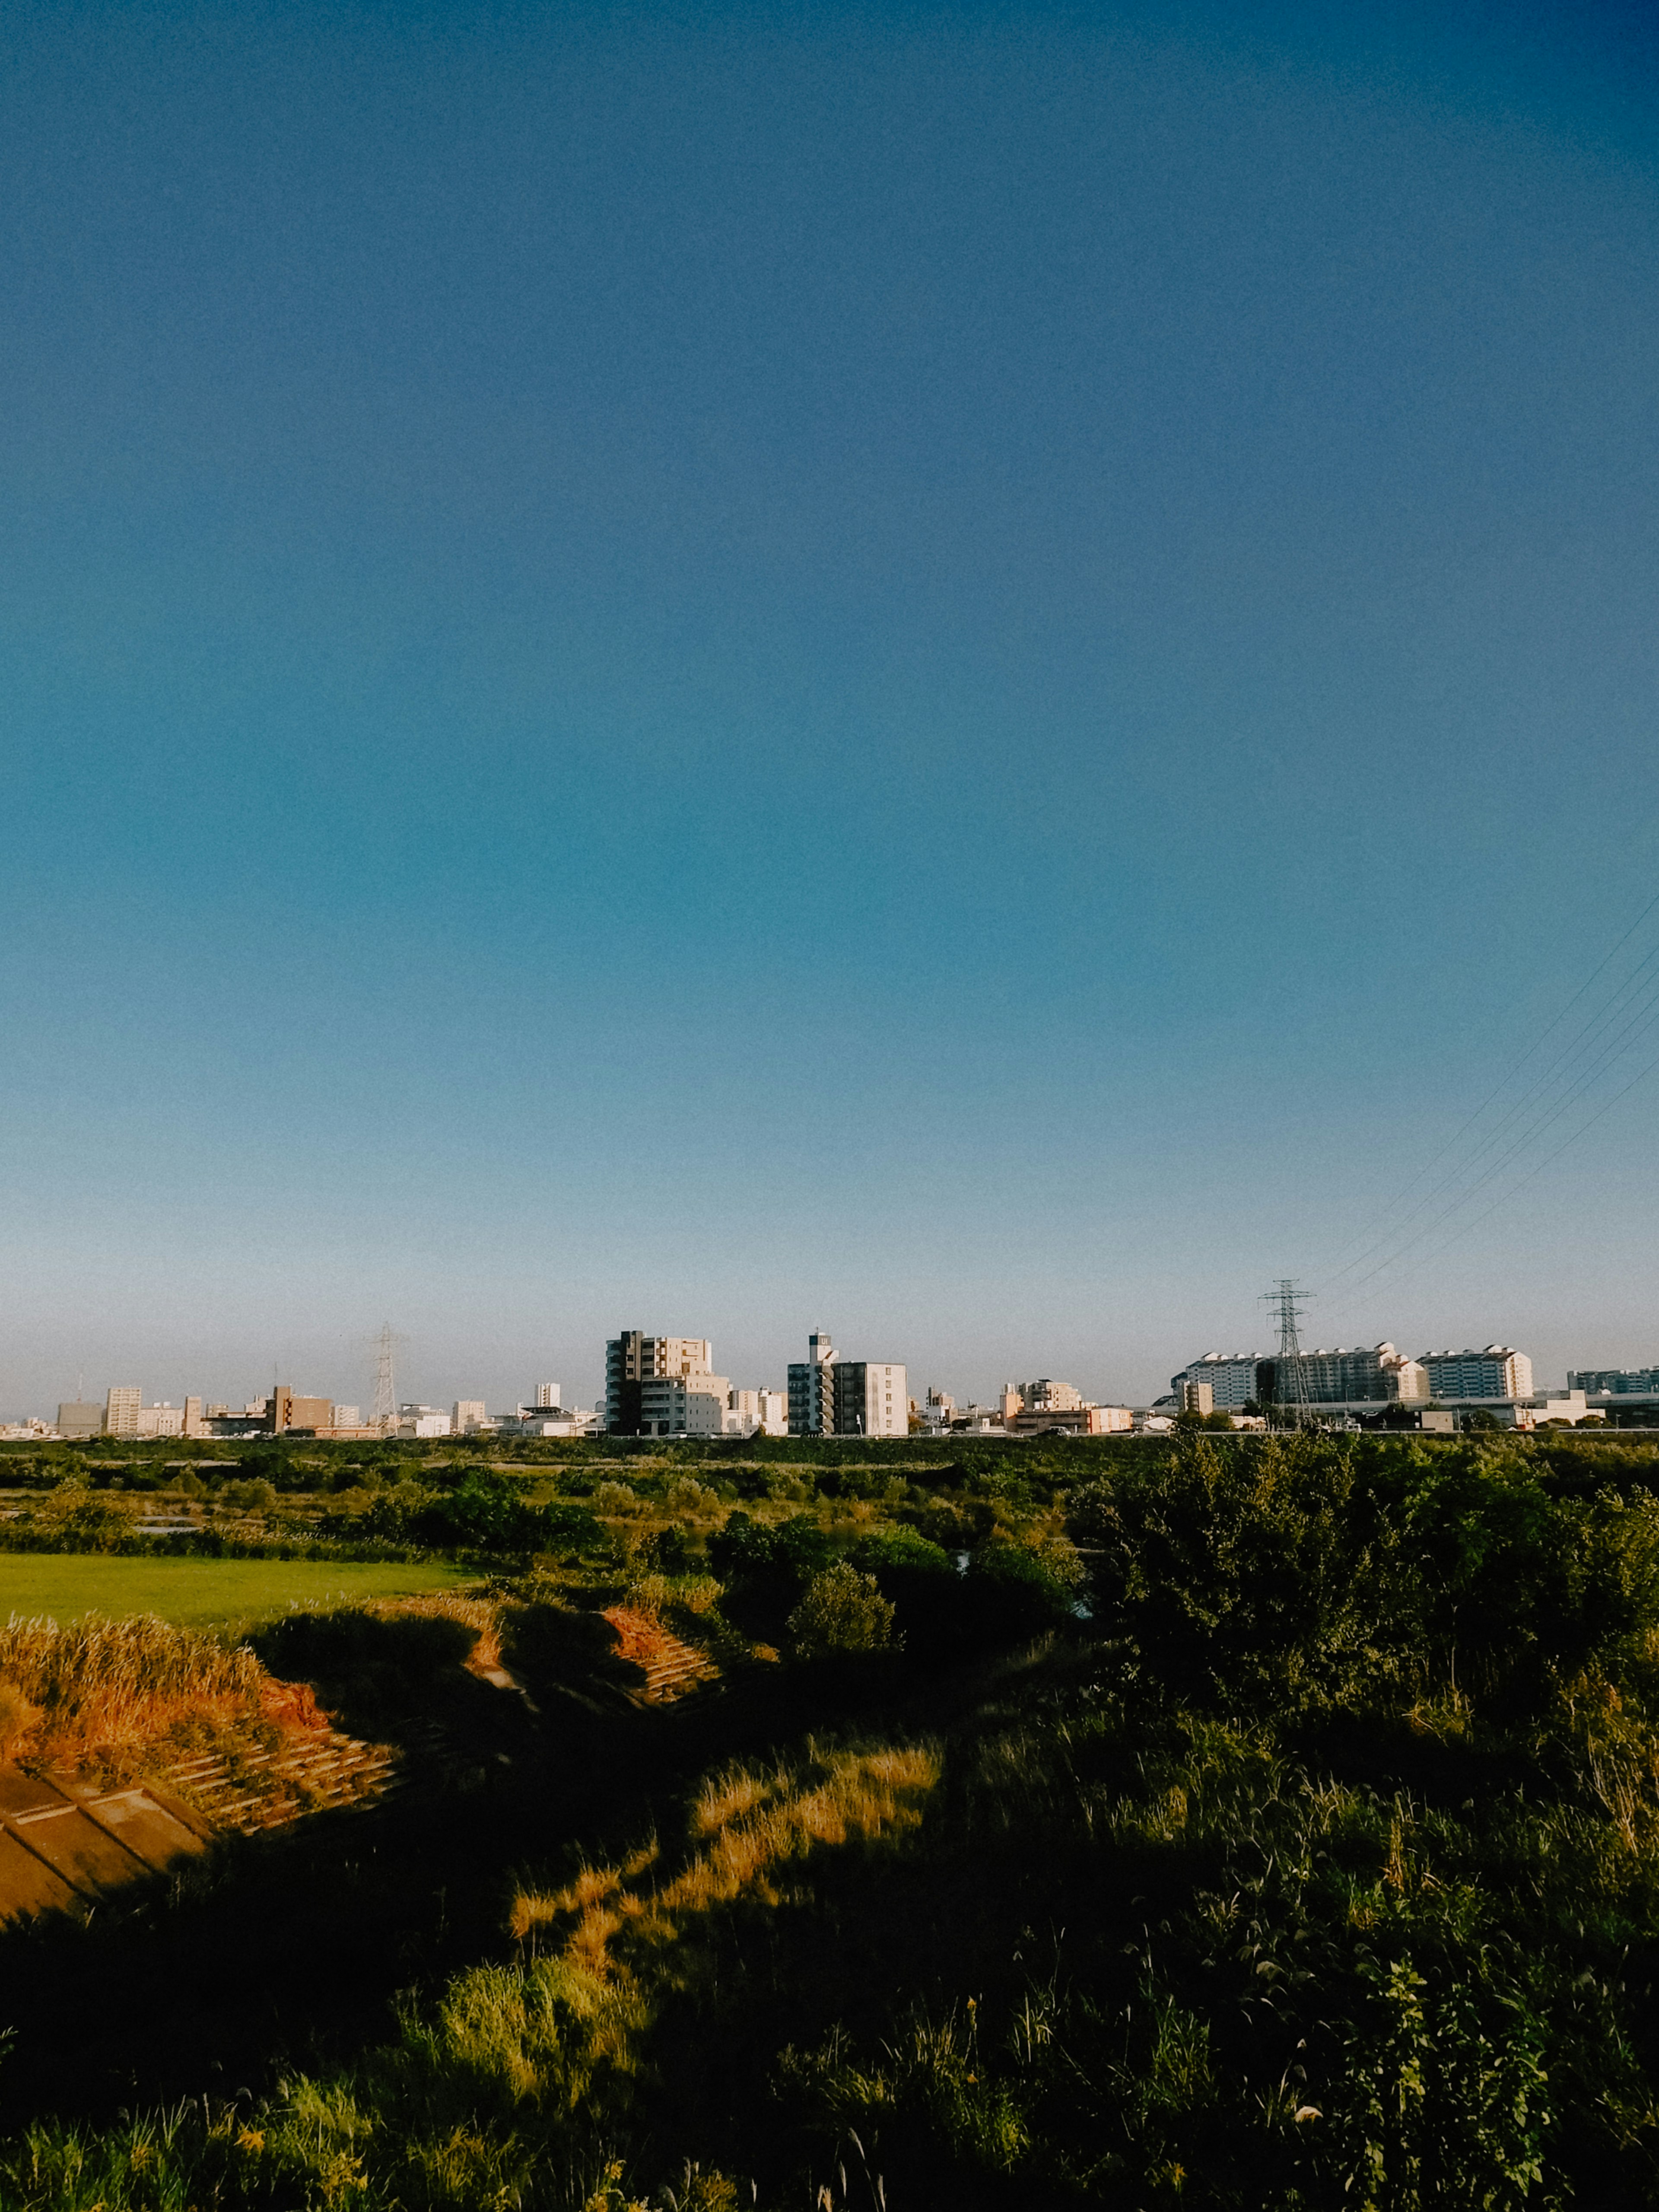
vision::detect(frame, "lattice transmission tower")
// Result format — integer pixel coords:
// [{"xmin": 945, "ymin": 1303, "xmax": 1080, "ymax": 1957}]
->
[
  {"xmin": 370, "ymin": 1323, "xmax": 402, "ymax": 1434},
  {"xmin": 1261, "ymin": 1278, "xmax": 1313, "ymax": 1427}
]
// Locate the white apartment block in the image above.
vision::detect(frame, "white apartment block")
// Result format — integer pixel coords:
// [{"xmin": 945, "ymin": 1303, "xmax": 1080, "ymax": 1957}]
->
[
  {"xmin": 1168, "ymin": 1354, "xmax": 1263, "ymax": 1410},
  {"xmin": 332, "ymin": 1405, "xmax": 362, "ymax": 1429},
  {"xmin": 535, "ymin": 1382, "xmax": 560, "ymax": 1408},
  {"xmin": 1421, "ymin": 1347, "xmax": 1534, "ymax": 1401},
  {"xmin": 133, "ymin": 1403, "xmax": 184, "ymax": 1439}
]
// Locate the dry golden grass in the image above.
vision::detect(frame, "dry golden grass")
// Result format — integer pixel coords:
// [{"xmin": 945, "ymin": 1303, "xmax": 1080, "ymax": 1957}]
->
[
  {"xmin": 373, "ymin": 1589, "xmax": 502, "ymax": 1673},
  {"xmin": 510, "ymin": 1739, "xmax": 941, "ymax": 1974},
  {"xmin": 0, "ymin": 1611, "xmax": 272, "ymax": 1766}
]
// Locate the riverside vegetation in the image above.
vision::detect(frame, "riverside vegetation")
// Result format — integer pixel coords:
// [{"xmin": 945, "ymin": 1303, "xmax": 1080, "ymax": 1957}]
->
[{"xmin": 4, "ymin": 1428, "xmax": 1659, "ymax": 2204}]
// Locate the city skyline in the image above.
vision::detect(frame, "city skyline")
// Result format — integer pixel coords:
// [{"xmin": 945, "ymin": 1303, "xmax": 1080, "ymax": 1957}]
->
[
  {"xmin": 4, "ymin": 1304, "xmax": 1646, "ymax": 1433},
  {"xmin": 4, "ymin": 3, "xmax": 1658, "ymax": 1414}
]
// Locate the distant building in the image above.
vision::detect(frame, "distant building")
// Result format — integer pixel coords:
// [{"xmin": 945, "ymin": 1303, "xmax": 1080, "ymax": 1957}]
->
[
  {"xmin": 397, "ymin": 1405, "xmax": 451, "ymax": 1439},
  {"xmin": 55, "ymin": 1401, "xmax": 103, "ymax": 1440},
  {"xmin": 1015, "ymin": 1378, "xmax": 1084, "ymax": 1413},
  {"xmin": 1180, "ymin": 1380, "xmax": 1214, "ymax": 1415},
  {"xmin": 269, "ymin": 1388, "xmax": 333, "ymax": 1435},
  {"xmin": 639, "ymin": 1369, "xmax": 731, "ymax": 1437},
  {"xmin": 182, "ymin": 1396, "xmax": 205, "ymax": 1438},
  {"xmin": 1008, "ymin": 1402, "xmax": 1128, "ymax": 1435},
  {"xmin": 1173, "ymin": 1344, "xmax": 1427, "ymax": 1413},
  {"xmin": 786, "ymin": 1332, "xmax": 907, "ymax": 1437},
  {"xmin": 453, "ymin": 1400, "xmax": 488, "ymax": 1434},
  {"xmin": 332, "ymin": 1405, "xmax": 362, "ymax": 1429},
  {"xmin": 727, "ymin": 1388, "xmax": 788, "ymax": 1437},
  {"xmin": 133, "ymin": 1404, "xmax": 184, "ymax": 1438},
  {"xmin": 1168, "ymin": 1354, "xmax": 1263, "ymax": 1411},
  {"xmin": 916, "ymin": 1387, "xmax": 956, "ymax": 1434},
  {"xmin": 605, "ymin": 1334, "xmax": 716, "ymax": 1435},
  {"xmin": 1420, "ymin": 1347, "xmax": 1533, "ymax": 1402},
  {"xmin": 536, "ymin": 1382, "xmax": 559, "ymax": 1408},
  {"xmin": 1568, "ymin": 1365, "xmax": 1659, "ymax": 1396},
  {"xmin": 105, "ymin": 1385, "xmax": 141, "ymax": 1437}
]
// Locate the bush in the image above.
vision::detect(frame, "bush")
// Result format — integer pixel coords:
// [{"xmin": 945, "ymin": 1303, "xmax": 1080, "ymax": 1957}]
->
[{"xmin": 787, "ymin": 1561, "xmax": 898, "ymax": 1662}]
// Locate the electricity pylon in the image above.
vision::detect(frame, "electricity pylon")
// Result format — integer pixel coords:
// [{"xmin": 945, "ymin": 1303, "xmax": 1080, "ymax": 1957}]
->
[
  {"xmin": 370, "ymin": 1323, "xmax": 403, "ymax": 1435},
  {"xmin": 1261, "ymin": 1279, "xmax": 1313, "ymax": 1428}
]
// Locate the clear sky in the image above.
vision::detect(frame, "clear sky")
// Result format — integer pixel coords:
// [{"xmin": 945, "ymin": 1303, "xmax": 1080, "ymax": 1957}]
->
[{"xmin": 3, "ymin": 0, "xmax": 1657, "ymax": 1418}]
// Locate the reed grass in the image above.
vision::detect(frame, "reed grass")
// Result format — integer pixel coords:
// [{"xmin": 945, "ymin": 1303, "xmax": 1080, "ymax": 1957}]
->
[{"xmin": 0, "ymin": 1611, "xmax": 272, "ymax": 1766}]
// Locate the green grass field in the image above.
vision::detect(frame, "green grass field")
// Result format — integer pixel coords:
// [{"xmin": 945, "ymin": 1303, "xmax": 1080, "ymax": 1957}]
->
[{"xmin": 0, "ymin": 1555, "xmax": 472, "ymax": 1634}]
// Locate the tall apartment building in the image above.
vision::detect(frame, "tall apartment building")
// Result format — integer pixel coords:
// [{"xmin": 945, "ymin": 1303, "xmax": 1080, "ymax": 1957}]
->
[
  {"xmin": 605, "ymin": 1333, "xmax": 717, "ymax": 1434},
  {"xmin": 104, "ymin": 1385, "xmax": 142, "ymax": 1437},
  {"xmin": 1171, "ymin": 1344, "xmax": 1426, "ymax": 1411},
  {"xmin": 1167, "ymin": 1354, "xmax": 1264, "ymax": 1411},
  {"xmin": 1420, "ymin": 1347, "xmax": 1533, "ymax": 1402},
  {"xmin": 786, "ymin": 1331, "xmax": 908, "ymax": 1437},
  {"xmin": 535, "ymin": 1382, "xmax": 559, "ymax": 1408}
]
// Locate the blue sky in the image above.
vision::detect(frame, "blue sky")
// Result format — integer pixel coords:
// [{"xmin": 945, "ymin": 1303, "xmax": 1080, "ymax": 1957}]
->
[{"xmin": 3, "ymin": 0, "xmax": 1657, "ymax": 1417}]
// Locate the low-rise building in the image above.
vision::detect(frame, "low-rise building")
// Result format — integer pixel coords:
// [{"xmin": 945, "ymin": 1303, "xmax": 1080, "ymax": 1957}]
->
[{"xmin": 727, "ymin": 1387, "xmax": 788, "ymax": 1437}]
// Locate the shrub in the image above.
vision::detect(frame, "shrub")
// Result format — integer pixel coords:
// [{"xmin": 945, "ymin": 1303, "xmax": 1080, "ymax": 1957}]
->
[{"xmin": 787, "ymin": 1562, "xmax": 898, "ymax": 1662}]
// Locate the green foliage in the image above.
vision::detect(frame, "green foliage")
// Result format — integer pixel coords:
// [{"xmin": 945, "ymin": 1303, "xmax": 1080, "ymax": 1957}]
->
[{"xmin": 786, "ymin": 1562, "xmax": 899, "ymax": 1661}]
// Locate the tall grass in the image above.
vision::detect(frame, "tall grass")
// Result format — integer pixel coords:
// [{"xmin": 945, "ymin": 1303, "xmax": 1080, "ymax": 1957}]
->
[{"xmin": 0, "ymin": 1611, "xmax": 276, "ymax": 1766}]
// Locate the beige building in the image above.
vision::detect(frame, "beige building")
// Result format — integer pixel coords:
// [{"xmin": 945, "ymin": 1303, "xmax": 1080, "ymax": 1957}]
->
[
  {"xmin": 639, "ymin": 1369, "xmax": 731, "ymax": 1437},
  {"xmin": 606, "ymin": 1333, "xmax": 718, "ymax": 1433},
  {"xmin": 104, "ymin": 1385, "xmax": 142, "ymax": 1437},
  {"xmin": 453, "ymin": 1399, "xmax": 489, "ymax": 1433},
  {"xmin": 727, "ymin": 1388, "xmax": 788, "ymax": 1437}
]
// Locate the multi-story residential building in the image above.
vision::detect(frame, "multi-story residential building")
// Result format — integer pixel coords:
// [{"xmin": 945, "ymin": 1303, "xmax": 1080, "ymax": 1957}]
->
[
  {"xmin": 1173, "ymin": 1344, "xmax": 1427, "ymax": 1412},
  {"xmin": 1015, "ymin": 1378, "xmax": 1085, "ymax": 1413},
  {"xmin": 1568, "ymin": 1366, "xmax": 1659, "ymax": 1396},
  {"xmin": 1419, "ymin": 1347, "xmax": 1533, "ymax": 1402},
  {"xmin": 453, "ymin": 1400, "xmax": 488, "ymax": 1434},
  {"xmin": 332, "ymin": 1405, "xmax": 363, "ymax": 1429},
  {"xmin": 788, "ymin": 1332, "xmax": 837, "ymax": 1435},
  {"xmin": 1168, "ymin": 1354, "xmax": 1264, "ymax": 1410},
  {"xmin": 182, "ymin": 1396, "xmax": 205, "ymax": 1437},
  {"xmin": 638, "ymin": 1369, "xmax": 731, "ymax": 1437},
  {"xmin": 133, "ymin": 1403, "xmax": 185, "ymax": 1438},
  {"xmin": 104, "ymin": 1385, "xmax": 142, "ymax": 1437},
  {"xmin": 605, "ymin": 1334, "xmax": 715, "ymax": 1434},
  {"xmin": 786, "ymin": 1332, "xmax": 907, "ymax": 1437},
  {"xmin": 536, "ymin": 1382, "xmax": 559, "ymax": 1408}
]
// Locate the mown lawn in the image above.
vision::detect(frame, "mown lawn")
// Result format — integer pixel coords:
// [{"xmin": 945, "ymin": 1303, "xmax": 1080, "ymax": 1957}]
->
[{"xmin": 0, "ymin": 1555, "xmax": 471, "ymax": 1633}]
